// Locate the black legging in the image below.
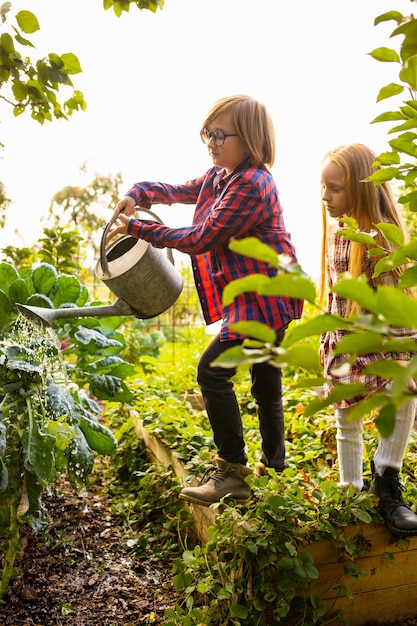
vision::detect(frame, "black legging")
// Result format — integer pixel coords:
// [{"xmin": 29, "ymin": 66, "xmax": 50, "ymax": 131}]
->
[{"xmin": 197, "ymin": 326, "xmax": 288, "ymax": 469}]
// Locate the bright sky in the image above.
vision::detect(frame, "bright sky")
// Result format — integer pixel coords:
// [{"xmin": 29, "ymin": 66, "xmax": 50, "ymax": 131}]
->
[{"xmin": 0, "ymin": 0, "xmax": 413, "ymax": 278}]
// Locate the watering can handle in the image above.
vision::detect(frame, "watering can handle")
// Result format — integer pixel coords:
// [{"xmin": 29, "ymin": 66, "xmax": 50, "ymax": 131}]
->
[{"xmin": 100, "ymin": 207, "xmax": 175, "ymax": 277}]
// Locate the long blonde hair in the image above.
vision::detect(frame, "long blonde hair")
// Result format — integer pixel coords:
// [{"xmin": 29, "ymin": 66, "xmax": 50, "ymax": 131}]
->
[{"xmin": 319, "ymin": 143, "xmax": 409, "ymax": 311}]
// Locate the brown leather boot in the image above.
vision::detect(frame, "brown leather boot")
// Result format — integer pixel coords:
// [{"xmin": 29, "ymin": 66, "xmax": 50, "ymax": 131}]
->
[{"xmin": 179, "ymin": 457, "xmax": 252, "ymax": 506}]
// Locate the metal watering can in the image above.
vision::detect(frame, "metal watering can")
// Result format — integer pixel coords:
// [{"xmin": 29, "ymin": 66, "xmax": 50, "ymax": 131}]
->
[{"xmin": 16, "ymin": 209, "xmax": 184, "ymax": 327}]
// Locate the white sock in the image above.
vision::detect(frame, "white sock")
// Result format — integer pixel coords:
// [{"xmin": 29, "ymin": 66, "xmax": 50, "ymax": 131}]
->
[
  {"xmin": 373, "ymin": 398, "xmax": 416, "ymax": 475},
  {"xmin": 335, "ymin": 406, "xmax": 364, "ymax": 492}
]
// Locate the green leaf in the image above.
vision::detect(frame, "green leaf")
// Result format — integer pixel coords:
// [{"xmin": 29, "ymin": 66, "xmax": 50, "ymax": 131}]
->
[
  {"xmin": 282, "ymin": 314, "xmax": 350, "ymax": 347},
  {"xmin": 376, "ymin": 286, "xmax": 417, "ymax": 327},
  {"xmin": 399, "ymin": 265, "xmax": 417, "ymax": 288},
  {"xmin": 336, "ymin": 229, "xmax": 377, "ymax": 245},
  {"xmin": 16, "ymin": 10, "xmax": 40, "ymax": 34},
  {"xmin": 304, "ymin": 383, "xmax": 368, "ymax": 417},
  {"xmin": 371, "ymin": 111, "xmax": 406, "ymax": 124},
  {"xmin": 331, "ymin": 277, "xmax": 377, "ymax": 313},
  {"xmin": 376, "ymin": 83, "xmax": 405, "ymax": 102},
  {"xmin": 53, "ymin": 275, "xmax": 82, "ymax": 306},
  {"xmin": 257, "ymin": 273, "xmax": 316, "ymax": 304},
  {"xmin": 368, "ymin": 47, "xmax": 400, "ymax": 62},
  {"xmin": 374, "ymin": 11, "xmax": 404, "ymax": 26},
  {"xmin": 375, "ymin": 222, "xmax": 404, "ymax": 246},
  {"xmin": 66, "ymin": 427, "xmax": 94, "ymax": 490},
  {"xmin": 230, "ymin": 321, "xmax": 276, "ymax": 343},
  {"xmin": 352, "ymin": 508, "xmax": 372, "ymax": 523},
  {"xmin": 213, "ymin": 345, "xmax": 271, "ymax": 368},
  {"xmin": 0, "ymin": 289, "xmax": 13, "ymax": 326},
  {"xmin": 375, "ymin": 404, "xmax": 396, "ymax": 438},
  {"xmin": 31, "ymin": 263, "xmax": 58, "ymax": 295},
  {"xmin": 73, "ymin": 327, "xmax": 123, "ymax": 354},
  {"xmin": 332, "ymin": 331, "xmax": 385, "ymax": 357},
  {"xmin": 229, "ymin": 237, "xmax": 278, "ymax": 266},
  {"xmin": 22, "ymin": 418, "xmax": 57, "ymax": 483},
  {"xmin": 347, "ymin": 395, "xmax": 387, "ymax": 421},
  {"xmin": 400, "ymin": 54, "xmax": 417, "ymax": 91},
  {"xmin": 230, "ymin": 604, "xmax": 248, "ymax": 619},
  {"xmin": 89, "ymin": 375, "xmax": 133, "ymax": 402},
  {"xmin": 78, "ymin": 412, "xmax": 117, "ymax": 455},
  {"xmin": 61, "ymin": 52, "xmax": 82, "ymax": 75},
  {"xmin": 222, "ymin": 274, "xmax": 269, "ymax": 305},
  {"xmin": 0, "ymin": 262, "xmax": 19, "ymax": 289},
  {"xmin": 8, "ymin": 278, "xmax": 30, "ymax": 305}
]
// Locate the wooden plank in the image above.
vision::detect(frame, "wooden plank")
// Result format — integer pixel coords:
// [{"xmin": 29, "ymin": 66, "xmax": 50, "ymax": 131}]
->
[
  {"xmin": 309, "ymin": 548, "xmax": 417, "ymax": 598},
  {"xmin": 132, "ymin": 414, "xmax": 216, "ymax": 543},
  {"xmin": 299, "ymin": 523, "xmax": 417, "ymax": 565},
  {"xmin": 322, "ymin": 583, "xmax": 417, "ymax": 625}
]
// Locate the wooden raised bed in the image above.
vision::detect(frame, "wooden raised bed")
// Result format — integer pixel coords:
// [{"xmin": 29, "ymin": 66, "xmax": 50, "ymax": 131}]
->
[{"xmin": 132, "ymin": 413, "xmax": 417, "ymax": 625}]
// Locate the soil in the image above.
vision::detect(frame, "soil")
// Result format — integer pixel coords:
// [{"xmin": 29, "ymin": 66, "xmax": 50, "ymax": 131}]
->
[
  {"xmin": 2, "ymin": 471, "xmax": 417, "ymax": 626},
  {"xmin": 0, "ymin": 471, "xmax": 177, "ymax": 626}
]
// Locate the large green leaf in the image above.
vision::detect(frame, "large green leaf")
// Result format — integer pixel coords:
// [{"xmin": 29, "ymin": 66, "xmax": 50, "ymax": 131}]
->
[
  {"xmin": 229, "ymin": 237, "xmax": 279, "ymax": 267},
  {"xmin": 0, "ymin": 262, "xmax": 19, "ymax": 289},
  {"xmin": 89, "ymin": 374, "xmax": 133, "ymax": 401},
  {"xmin": 376, "ymin": 286, "xmax": 417, "ymax": 327},
  {"xmin": 222, "ymin": 273, "xmax": 315, "ymax": 306},
  {"xmin": 53, "ymin": 275, "xmax": 82, "ymax": 306},
  {"xmin": 8, "ymin": 278, "xmax": 30, "ymax": 305},
  {"xmin": 331, "ymin": 277, "xmax": 378, "ymax": 313},
  {"xmin": 212, "ymin": 345, "xmax": 271, "ymax": 368},
  {"xmin": 30, "ymin": 264, "xmax": 58, "ymax": 295},
  {"xmin": 16, "ymin": 10, "xmax": 40, "ymax": 34},
  {"xmin": 73, "ymin": 327, "xmax": 123, "ymax": 354},
  {"xmin": 22, "ymin": 418, "xmax": 57, "ymax": 484},
  {"xmin": 66, "ymin": 427, "xmax": 94, "ymax": 490},
  {"xmin": 0, "ymin": 289, "xmax": 13, "ymax": 327},
  {"xmin": 230, "ymin": 321, "xmax": 277, "ymax": 343},
  {"xmin": 282, "ymin": 314, "xmax": 350, "ymax": 347},
  {"xmin": 375, "ymin": 404, "xmax": 396, "ymax": 438},
  {"xmin": 78, "ymin": 412, "xmax": 117, "ymax": 455}
]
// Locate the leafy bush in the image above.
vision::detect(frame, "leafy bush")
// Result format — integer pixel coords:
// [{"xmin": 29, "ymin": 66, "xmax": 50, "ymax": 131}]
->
[{"xmin": 0, "ymin": 257, "xmax": 136, "ymax": 598}]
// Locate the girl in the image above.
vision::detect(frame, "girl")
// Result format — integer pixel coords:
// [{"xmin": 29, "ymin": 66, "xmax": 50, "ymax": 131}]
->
[
  {"xmin": 320, "ymin": 143, "xmax": 417, "ymax": 537},
  {"xmin": 107, "ymin": 95, "xmax": 303, "ymax": 506}
]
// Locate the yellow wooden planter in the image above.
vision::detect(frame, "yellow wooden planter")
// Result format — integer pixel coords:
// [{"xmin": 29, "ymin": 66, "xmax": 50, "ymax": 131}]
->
[{"xmin": 133, "ymin": 413, "xmax": 417, "ymax": 625}]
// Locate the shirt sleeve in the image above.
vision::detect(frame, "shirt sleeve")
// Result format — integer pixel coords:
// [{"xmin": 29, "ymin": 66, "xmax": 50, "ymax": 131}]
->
[{"xmin": 128, "ymin": 176, "xmax": 273, "ymax": 255}]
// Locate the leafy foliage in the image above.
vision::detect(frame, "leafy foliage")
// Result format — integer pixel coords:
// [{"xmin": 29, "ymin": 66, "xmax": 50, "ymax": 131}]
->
[
  {"xmin": 103, "ymin": 0, "xmax": 165, "ymax": 17},
  {"xmin": 0, "ymin": 251, "xmax": 141, "ymax": 599},
  {"xmin": 0, "ymin": 7, "xmax": 85, "ymax": 135}
]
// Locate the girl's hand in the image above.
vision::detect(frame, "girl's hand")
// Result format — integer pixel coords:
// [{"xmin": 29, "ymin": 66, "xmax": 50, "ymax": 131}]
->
[
  {"xmin": 106, "ymin": 213, "xmax": 132, "ymax": 244},
  {"xmin": 110, "ymin": 196, "xmax": 136, "ymax": 221}
]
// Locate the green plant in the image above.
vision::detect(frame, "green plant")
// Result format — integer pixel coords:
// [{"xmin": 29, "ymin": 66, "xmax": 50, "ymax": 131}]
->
[
  {"xmin": 0, "ymin": 8, "xmax": 85, "ymax": 131},
  {"xmin": 0, "ymin": 254, "xmax": 140, "ymax": 599},
  {"xmin": 103, "ymin": 406, "xmax": 194, "ymax": 563},
  {"xmin": 0, "ymin": 322, "xmax": 117, "ymax": 599}
]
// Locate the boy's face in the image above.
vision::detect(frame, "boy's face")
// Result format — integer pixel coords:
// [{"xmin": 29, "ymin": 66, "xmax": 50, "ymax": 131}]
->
[
  {"xmin": 204, "ymin": 111, "xmax": 248, "ymax": 175},
  {"xmin": 321, "ymin": 159, "xmax": 350, "ymax": 219}
]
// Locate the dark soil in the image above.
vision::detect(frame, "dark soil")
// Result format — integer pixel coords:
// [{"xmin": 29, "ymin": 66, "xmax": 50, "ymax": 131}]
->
[{"xmin": 0, "ymin": 471, "xmax": 177, "ymax": 626}]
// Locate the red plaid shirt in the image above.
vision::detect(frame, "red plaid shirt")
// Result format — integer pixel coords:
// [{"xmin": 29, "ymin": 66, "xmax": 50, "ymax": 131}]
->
[
  {"xmin": 126, "ymin": 162, "xmax": 303, "ymax": 340},
  {"xmin": 321, "ymin": 219, "xmax": 417, "ymax": 407}
]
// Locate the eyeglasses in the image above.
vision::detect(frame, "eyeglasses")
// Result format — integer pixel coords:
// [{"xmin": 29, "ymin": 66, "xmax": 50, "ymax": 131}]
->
[{"xmin": 200, "ymin": 127, "xmax": 239, "ymax": 146}]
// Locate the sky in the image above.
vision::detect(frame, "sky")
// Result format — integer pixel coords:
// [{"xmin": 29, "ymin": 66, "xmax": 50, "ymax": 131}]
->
[{"xmin": 0, "ymin": 0, "xmax": 414, "ymax": 279}]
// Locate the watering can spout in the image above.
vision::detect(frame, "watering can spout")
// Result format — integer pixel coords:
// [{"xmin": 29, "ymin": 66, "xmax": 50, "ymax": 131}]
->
[
  {"xmin": 16, "ymin": 299, "xmax": 136, "ymax": 328},
  {"xmin": 17, "ymin": 209, "xmax": 183, "ymax": 328}
]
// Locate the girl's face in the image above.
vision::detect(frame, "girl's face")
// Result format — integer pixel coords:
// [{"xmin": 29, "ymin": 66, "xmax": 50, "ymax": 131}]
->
[
  {"xmin": 204, "ymin": 111, "xmax": 248, "ymax": 175},
  {"xmin": 321, "ymin": 158, "xmax": 350, "ymax": 219}
]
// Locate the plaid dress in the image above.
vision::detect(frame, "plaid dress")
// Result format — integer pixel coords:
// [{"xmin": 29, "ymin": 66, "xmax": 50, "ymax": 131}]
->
[{"xmin": 321, "ymin": 219, "xmax": 417, "ymax": 407}]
